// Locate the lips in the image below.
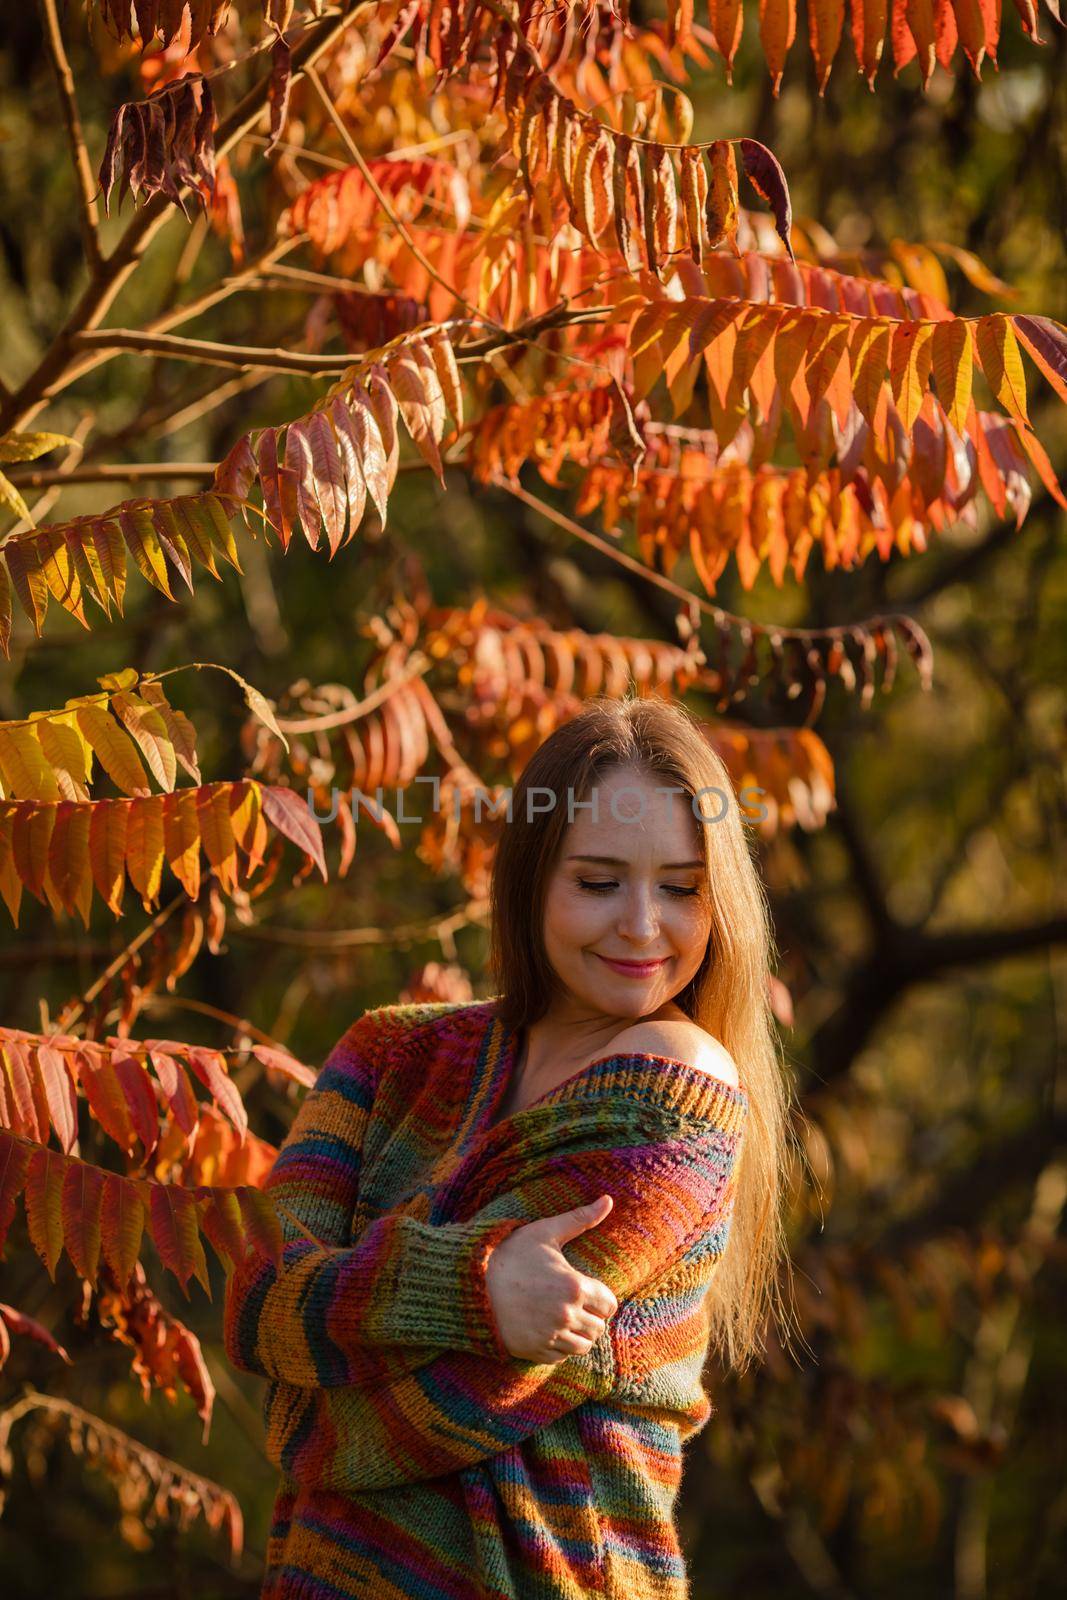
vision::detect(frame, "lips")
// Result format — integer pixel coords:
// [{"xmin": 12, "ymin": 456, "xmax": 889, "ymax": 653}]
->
[{"xmin": 594, "ymin": 954, "xmax": 669, "ymax": 977}]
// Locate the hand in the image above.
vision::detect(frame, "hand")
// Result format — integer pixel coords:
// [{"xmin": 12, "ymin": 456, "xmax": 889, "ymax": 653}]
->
[{"xmin": 484, "ymin": 1194, "xmax": 620, "ymax": 1364}]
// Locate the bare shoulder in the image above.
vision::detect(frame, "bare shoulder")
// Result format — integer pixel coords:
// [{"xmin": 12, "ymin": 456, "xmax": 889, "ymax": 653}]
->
[{"xmin": 605, "ymin": 1017, "xmax": 740, "ymax": 1090}]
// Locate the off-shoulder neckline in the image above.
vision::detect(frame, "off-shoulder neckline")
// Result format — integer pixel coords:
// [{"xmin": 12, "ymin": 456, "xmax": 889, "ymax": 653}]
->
[{"xmin": 477, "ymin": 1006, "xmax": 749, "ymax": 1136}]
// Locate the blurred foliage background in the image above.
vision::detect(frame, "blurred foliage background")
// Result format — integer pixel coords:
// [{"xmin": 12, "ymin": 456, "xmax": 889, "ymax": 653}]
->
[{"xmin": 0, "ymin": 3, "xmax": 1064, "ymax": 1598}]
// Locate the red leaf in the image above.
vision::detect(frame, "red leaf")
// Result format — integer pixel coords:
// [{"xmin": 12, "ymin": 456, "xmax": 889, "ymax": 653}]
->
[
  {"xmin": 237, "ymin": 1185, "xmax": 283, "ymax": 1267},
  {"xmin": 738, "ymin": 139, "xmax": 795, "ymax": 261},
  {"xmin": 149, "ymin": 1049, "xmax": 199, "ymax": 1135},
  {"xmin": 185, "ymin": 1047, "xmax": 247, "ymax": 1140},
  {"xmin": 0, "ymin": 1132, "xmax": 30, "ymax": 1254},
  {"xmin": 2, "ymin": 1036, "xmax": 43, "ymax": 1140},
  {"xmin": 25, "ymin": 1146, "xmax": 65, "ymax": 1279},
  {"xmin": 79, "ymin": 1050, "xmax": 137, "ymax": 1155},
  {"xmin": 196, "ymin": 1186, "xmax": 246, "ymax": 1272},
  {"xmin": 113, "ymin": 1053, "xmax": 161, "ymax": 1157},
  {"xmin": 34, "ymin": 1044, "xmax": 78, "ymax": 1153},
  {"xmin": 101, "ymin": 1173, "xmax": 146, "ymax": 1291},
  {"xmin": 249, "ymin": 1044, "xmax": 316, "ymax": 1088},
  {"xmin": 0, "ymin": 1302, "xmax": 71, "ymax": 1366},
  {"xmin": 260, "ymin": 784, "xmax": 328, "ymax": 882},
  {"xmin": 148, "ymin": 1182, "xmax": 210, "ymax": 1297},
  {"xmin": 62, "ymin": 1160, "xmax": 104, "ymax": 1285},
  {"xmin": 1013, "ymin": 315, "xmax": 1067, "ymax": 405}
]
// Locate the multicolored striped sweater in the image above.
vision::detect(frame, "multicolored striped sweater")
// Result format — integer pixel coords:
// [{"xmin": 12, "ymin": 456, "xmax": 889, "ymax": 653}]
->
[{"xmin": 224, "ymin": 999, "xmax": 748, "ymax": 1599}]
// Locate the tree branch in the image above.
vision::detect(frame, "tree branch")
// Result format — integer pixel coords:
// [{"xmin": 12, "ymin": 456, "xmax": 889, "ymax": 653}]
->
[
  {"xmin": 0, "ymin": 4, "xmax": 357, "ymax": 434},
  {"xmin": 807, "ymin": 914, "xmax": 1067, "ymax": 1088},
  {"xmin": 38, "ymin": 0, "xmax": 102, "ymax": 276}
]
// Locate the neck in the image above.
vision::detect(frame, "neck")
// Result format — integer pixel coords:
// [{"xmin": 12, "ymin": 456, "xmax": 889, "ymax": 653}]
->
[{"xmin": 515, "ymin": 997, "xmax": 682, "ymax": 1093}]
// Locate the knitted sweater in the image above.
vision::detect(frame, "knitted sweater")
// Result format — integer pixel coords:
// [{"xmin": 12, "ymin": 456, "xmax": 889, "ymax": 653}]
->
[{"xmin": 224, "ymin": 999, "xmax": 748, "ymax": 1600}]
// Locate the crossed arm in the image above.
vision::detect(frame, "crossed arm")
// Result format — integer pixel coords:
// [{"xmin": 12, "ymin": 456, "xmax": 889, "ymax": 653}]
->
[
  {"xmin": 259, "ymin": 1128, "xmax": 743, "ymax": 1493},
  {"xmin": 224, "ymin": 1009, "xmax": 747, "ymax": 1493},
  {"xmin": 223, "ymin": 1008, "xmax": 526, "ymax": 1385}
]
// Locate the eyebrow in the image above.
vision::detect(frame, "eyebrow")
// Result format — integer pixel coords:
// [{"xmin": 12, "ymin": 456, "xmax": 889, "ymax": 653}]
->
[{"xmin": 566, "ymin": 854, "xmax": 704, "ymax": 870}]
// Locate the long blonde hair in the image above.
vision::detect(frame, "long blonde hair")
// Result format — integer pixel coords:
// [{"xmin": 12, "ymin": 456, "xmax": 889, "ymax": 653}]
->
[{"xmin": 488, "ymin": 691, "xmax": 797, "ymax": 1373}]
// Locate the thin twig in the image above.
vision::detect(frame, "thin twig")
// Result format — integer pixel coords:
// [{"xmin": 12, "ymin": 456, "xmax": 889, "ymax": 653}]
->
[
  {"xmin": 502, "ymin": 474, "xmax": 920, "ymax": 646},
  {"xmin": 53, "ymin": 891, "xmax": 187, "ymax": 1036},
  {"xmin": 38, "ymin": 0, "xmax": 102, "ymax": 275},
  {"xmin": 228, "ymin": 900, "xmax": 487, "ymax": 952},
  {"xmin": 71, "ymin": 328, "xmax": 357, "ymax": 374},
  {"xmin": 302, "ymin": 63, "xmax": 486, "ymax": 324},
  {"xmin": 274, "ymin": 654, "xmax": 432, "ymax": 733},
  {"xmin": 5, "ymin": 461, "xmax": 217, "ymax": 488}
]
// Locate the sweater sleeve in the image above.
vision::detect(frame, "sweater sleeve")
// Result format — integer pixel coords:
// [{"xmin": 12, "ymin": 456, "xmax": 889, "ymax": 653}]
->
[
  {"xmin": 223, "ymin": 1011, "xmax": 528, "ymax": 1386},
  {"xmin": 262, "ymin": 1107, "xmax": 746, "ymax": 1494}
]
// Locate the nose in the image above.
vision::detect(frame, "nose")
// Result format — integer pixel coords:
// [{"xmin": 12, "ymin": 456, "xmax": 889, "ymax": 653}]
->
[{"xmin": 616, "ymin": 885, "xmax": 659, "ymax": 942}]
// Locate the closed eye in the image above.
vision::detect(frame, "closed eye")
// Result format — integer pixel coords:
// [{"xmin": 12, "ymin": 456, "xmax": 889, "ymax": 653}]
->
[{"xmin": 577, "ymin": 879, "xmax": 700, "ymax": 898}]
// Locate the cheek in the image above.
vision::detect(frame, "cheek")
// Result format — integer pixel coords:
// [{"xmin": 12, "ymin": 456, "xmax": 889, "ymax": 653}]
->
[
  {"xmin": 668, "ymin": 897, "xmax": 713, "ymax": 946},
  {"xmin": 543, "ymin": 885, "xmax": 606, "ymax": 944}
]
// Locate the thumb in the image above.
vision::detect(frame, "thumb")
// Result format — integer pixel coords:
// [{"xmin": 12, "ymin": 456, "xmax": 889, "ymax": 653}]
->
[{"xmin": 547, "ymin": 1193, "xmax": 613, "ymax": 1245}]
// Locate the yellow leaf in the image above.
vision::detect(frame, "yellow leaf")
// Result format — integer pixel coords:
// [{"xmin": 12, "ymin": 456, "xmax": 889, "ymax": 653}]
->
[
  {"xmin": 0, "ymin": 431, "xmax": 76, "ymax": 464},
  {"xmin": 975, "ymin": 314, "xmax": 1029, "ymax": 426},
  {"xmin": 931, "ymin": 320, "xmax": 974, "ymax": 433},
  {"xmin": 73, "ymin": 701, "xmax": 151, "ymax": 797},
  {"xmin": 889, "ymin": 322, "xmax": 935, "ymax": 432}
]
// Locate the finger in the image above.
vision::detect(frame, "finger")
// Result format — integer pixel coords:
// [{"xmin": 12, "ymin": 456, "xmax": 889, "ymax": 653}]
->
[
  {"xmin": 544, "ymin": 1195, "xmax": 613, "ymax": 1245},
  {"xmin": 568, "ymin": 1309, "xmax": 607, "ymax": 1343},
  {"xmin": 542, "ymin": 1329, "xmax": 597, "ymax": 1362},
  {"xmin": 578, "ymin": 1276, "xmax": 618, "ymax": 1319}
]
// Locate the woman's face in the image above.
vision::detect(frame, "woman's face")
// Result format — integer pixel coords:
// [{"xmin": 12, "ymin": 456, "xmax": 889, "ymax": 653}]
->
[{"xmin": 541, "ymin": 764, "xmax": 714, "ymax": 1021}]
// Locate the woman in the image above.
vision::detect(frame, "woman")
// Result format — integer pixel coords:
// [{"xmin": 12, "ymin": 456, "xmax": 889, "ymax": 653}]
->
[{"xmin": 224, "ymin": 693, "xmax": 793, "ymax": 1599}]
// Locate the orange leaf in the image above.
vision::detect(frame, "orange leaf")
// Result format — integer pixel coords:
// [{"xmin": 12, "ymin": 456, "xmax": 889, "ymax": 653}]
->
[
  {"xmin": 851, "ymin": 0, "xmax": 889, "ymax": 85},
  {"xmin": 805, "ymin": 317, "xmax": 852, "ymax": 424},
  {"xmin": 161, "ymin": 788, "xmax": 202, "ymax": 900},
  {"xmin": 679, "ymin": 147, "xmax": 708, "ymax": 266},
  {"xmin": 198, "ymin": 783, "xmax": 239, "ymax": 896},
  {"xmin": 80, "ymin": 1051, "xmax": 137, "ymax": 1154},
  {"xmin": 197, "ymin": 1186, "xmax": 245, "ymax": 1271},
  {"xmin": 905, "ymin": 0, "xmax": 937, "ymax": 85},
  {"xmin": 808, "ymin": 0, "xmax": 846, "ymax": 91},
  {"xmin": 709, "ymin": 0, "xmax": 745, "ymax": 79},
  {"xmin": 89, "ymin": 797, "xmax": 130, "ymax": 916},
  {"xmin": 1013, "ymin": 422, "xmax": 1067, "ymax": 511},
  {"xmin": 759, "ymin": 0, "xmax": 798, "ymax": 93},
  {"xmin": 950, "ymin": 0, "xmax": 988, "ymax": 72},
  {"xmin": 850, "ymin": 319, "xmax": 893, "ymax": 433},
  {"xmin": 126, "ymin": 794, "xmax": 165, "ymax": 909},
  {"xmin": 705, "ymin": 141, "xmax": 739, "ymax": 252}
]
